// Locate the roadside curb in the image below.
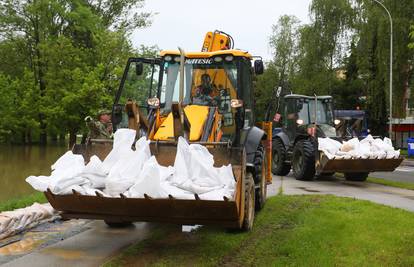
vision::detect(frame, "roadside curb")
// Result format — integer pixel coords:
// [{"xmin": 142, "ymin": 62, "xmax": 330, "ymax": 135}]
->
[{"xmin": 401, "ymin": 159, "xmax": 414, "ymax": 167}]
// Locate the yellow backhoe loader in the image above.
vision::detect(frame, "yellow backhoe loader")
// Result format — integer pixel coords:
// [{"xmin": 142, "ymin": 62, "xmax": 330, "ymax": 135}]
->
[{"xmin": 45, "ymin": 30, "xmax": 273, "ymax": 231}]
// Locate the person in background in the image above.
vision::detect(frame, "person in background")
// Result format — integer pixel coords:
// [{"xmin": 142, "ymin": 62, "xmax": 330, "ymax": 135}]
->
[{"xmin": 85, "ymin": 109, "xmax": 113, "ymax": 139}]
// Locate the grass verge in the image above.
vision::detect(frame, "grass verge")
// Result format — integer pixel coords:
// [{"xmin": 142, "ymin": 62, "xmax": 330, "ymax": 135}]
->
[
  {"xmin": 104, "ymin": 195, "xmax": 414, "ymax": 266},
  {"xmin": 367, "ymin": 177, "xmax": 414, "ymax": 191},
  {"xmin": 336, "ymin": 173, "xmax": 414, "ymax": 191},
  {"xmin": 0, "ymin": 192, "xmax": 47, "ymax": 212}
]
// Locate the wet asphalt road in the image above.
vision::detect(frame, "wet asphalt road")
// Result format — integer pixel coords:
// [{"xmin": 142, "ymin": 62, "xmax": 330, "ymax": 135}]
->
[{"xmin": 371, "ymin": 161, "xmax": 414, "ymax": 183}]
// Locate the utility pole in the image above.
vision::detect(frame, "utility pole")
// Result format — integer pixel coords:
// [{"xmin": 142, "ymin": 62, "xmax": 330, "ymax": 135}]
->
[{"xmin": 373, "ymin": 0, "xmax": 393, "ymax": 138}]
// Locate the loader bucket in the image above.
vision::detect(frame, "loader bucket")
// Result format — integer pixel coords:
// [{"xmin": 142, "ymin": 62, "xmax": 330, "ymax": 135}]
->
[
  {"xmin": 316, "ymin": 152, "xmax": 403, "ymax": 173},
  {"xmin": 46, "ymin": 140, "xmax": 247, "ymax": 229}
]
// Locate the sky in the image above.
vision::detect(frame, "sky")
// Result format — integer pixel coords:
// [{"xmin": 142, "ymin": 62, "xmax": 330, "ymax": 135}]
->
[{"xmin": 131, "ymin": 0, "xmax": 312, "ymax": 61}]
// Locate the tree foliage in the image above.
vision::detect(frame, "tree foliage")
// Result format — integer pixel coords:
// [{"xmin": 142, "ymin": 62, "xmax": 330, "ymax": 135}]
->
[
  {"xmin": 0, "ymin": 0, "xmax": 153, "ymax": 144},
  {"xmin": 260, "ymin": 0, "xmax": 414, "ymax": 135}
]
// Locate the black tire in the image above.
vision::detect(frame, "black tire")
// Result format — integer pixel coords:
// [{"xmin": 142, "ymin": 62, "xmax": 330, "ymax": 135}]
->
[
  {"xmin": 254, "ymin": 145, "xmax": 266, "ymax": 211},
  {"xmin": 242, "ymin": 173, "xmax": 255, "ymax": 231},
  {"xmin": 292, "ymin": 139, "xmax": 316, "ymax": 181},
  {"xmin": 344, "ymin": 172, "xmax": 369, "ymax": 182},
  {"xmin": 104, "ymin": 221, "xmax": 133, "ymax": 228},
  {"xmin": 272, "ymin": 138, "xmax": 291, "ymax": 176}
]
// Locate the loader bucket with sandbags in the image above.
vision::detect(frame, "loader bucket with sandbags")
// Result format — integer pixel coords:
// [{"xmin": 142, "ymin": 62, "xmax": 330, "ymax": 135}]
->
[
  {"xmin": 315, "ymin": 135, "xmax": 403, "ymax": 181},
  {"xmin": 44, "ymin": 138, "xmax": 249, "ymax": 228}
]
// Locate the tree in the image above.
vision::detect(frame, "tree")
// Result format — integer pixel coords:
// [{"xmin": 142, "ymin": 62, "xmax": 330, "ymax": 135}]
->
[{"xmin": 0, "ymin": 0, "xmax": 152, "ymax": 144}]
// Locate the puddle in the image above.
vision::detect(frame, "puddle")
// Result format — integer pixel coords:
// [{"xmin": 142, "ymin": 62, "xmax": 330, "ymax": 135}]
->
[
  {"xmin": 42, "ymin": 247, "xmax": 87, "ymax": 260},
  {"xmin": 0, "ymin": 219, "xmax": 90, "ymax": 257},
  {"xmin": 296, "ymin": 187, "xmax": 320, "ymax": 193},
  {"xmin": 0, "ymin": 232, "xmax": 49, "ymax": 255}
]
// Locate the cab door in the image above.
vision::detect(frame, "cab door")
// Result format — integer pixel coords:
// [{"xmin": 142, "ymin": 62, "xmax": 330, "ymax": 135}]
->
[{"xmin": 112, "ymin": 58, "xmax": 161, "ymax": 131}]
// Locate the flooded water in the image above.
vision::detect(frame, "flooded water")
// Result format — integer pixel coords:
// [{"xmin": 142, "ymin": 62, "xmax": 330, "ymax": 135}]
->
[{"xmin": 0, "ymin": 144, "xmax": 68, "ymax": 203}]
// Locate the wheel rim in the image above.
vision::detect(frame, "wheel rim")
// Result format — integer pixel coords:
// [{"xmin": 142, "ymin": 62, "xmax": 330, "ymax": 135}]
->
[
  {"xmin": 261, "ymin": 161, "xmax": 266, "ymax": 200},
  {"xmin": 248, "ymin": 189, "xmax": 254, "ymax": 222},
  {"xmin": 272, "ymin": 151, "xmax": 279, "ymax": 169},
  {"xmin": 293, "ymin": 151, "xmax": 303, "ymax": 174}
]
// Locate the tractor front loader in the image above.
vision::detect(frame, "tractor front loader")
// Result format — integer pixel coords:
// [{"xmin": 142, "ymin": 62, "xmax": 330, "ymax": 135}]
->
[
  {"xmin": 45, "ymin": 31, "xmax": 272, "ymax": 231},
  {"xmin": 269, "ymin": 94, "xmax": 402, "ymax": 182}
]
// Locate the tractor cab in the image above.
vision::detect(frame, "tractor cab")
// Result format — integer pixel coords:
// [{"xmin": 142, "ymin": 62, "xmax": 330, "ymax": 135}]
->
[
  {"xmin": 112, "ymin": 50, "xmax": 263, "ymax": 144},
  {"xmin": 280, "ymin": 95, "xmax": 336, "ymax": 143}
]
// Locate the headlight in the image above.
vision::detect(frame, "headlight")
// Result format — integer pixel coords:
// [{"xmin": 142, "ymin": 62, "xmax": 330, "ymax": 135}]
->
[
  {"xmin": 224, "ymin": 55, "xmax": 234, "ymax": 62},
  {"xmin": 147, "ymin": 97, "xmax": 160, "ymax": 107},
  {"xmin": 334, "ymin": 119, "xmax": 341, "ymax": 125},
  {"xmin": 296, "ymin": 119, "xmax": 304, "ymax": 125},
  {"xmin": 174, "ymin": 56, "xmax": 181, "ymax": 63},
  {"xmin": 230, "ymin": 99, "xmax": 243, "ymax": 108},
  {"xmin": 213, "ymin": 56, "xmax": 223, "ymax": 62},
  {"xmin": 164, "ymin": 55, "xmax": 172, "ymax": 62}
]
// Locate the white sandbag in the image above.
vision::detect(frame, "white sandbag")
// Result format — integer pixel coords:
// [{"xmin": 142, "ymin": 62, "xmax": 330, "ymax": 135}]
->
[
  {"xmin": 0, "ymin": 203, "xmax": 58, "ymax": 240},
  {"xmin": 105, "ymin": 136, "xmax": 151, "ymax": 197},
  {"xmin": 176, "ymin": 179, "xmax": 223, "ymax": 194},
  {"xmin": 51, "ymin": 151, "xmax": 85, "ymax": 179},
  {"xmin": 217, "ymin": 165, "xmax": 236, "ymax": 189},
  {"xmin": 360, "ymin": 134, "xmax": 374, "ymax": 145},
  {"xmin": 319, "ymin": 135, "xmax": 400, "ymax": 160},
  {"xmin": 25, "ymin": 175, "xmax": 53, "ymax": 192},
  {"xmin": 159, "ymin": 182, "xmax": 195, "ymax": 199},
  {"xmin": 172, "ymin": 137, "xmax": 193, "ymax": 184},
  {"xmin": 81, "ymin": 155, "xmax": 106, "ymax": 188},
  {"xmin": 318, "ymin": 137, "xmax": 342, "ymax": 159},
  {"xmin": 189, "ymin": 144, "xmax": 223, "ymax": 187},
  {"xmin": 199, "ymin": 187, "xmax": 234, "ymax": 201},
  {"xmin": 51, "ymin": 151, "xmax": 81, "ymax": 170},
  {"xmin": 48, "ymin": 176, "xmax": 88, "ymax": 194},
  {"xmin": 159, "ymin": 165, "xmax": 174, "ymax": 182},
  {"xmin": 102, "ymin": 129, "xmax": 137, "ymax": 173},
  {"xmin": 81, "ymin": 185, "xmax": 109, "ymax": 197},
  {"xmin": 118, "ymin": 137, "xmax": 151, "ymax": 180},
  {"xmin": 126, "ymin": 156, "xmax": 167, "ymax": 198},
  {"xmin": 26, "ymin": 152, "xmax": 86, "ymax": 194},
  {"xmin": 83, "ymin": 155, "xmax": 106, "ymax": 176},
  {"xmin": 0, "ymin": 216, "xmax": 14, "ymax": 234}
]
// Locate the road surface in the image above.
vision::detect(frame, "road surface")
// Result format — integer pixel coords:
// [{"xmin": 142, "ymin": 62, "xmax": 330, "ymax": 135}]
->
[{"xmin": 371, "ymin": 160, "xmax": 414, "ymax": 183}]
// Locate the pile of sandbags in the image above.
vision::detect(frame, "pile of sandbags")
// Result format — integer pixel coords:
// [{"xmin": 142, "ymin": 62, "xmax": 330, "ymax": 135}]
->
[
  {"xmin": 26, "ymin": 129, "xmax": 235, "ymax": 201},
  {"xmin": 318, "ymin": 135, "xmax": 400, "ymax": 160},
  {"xmin": 0, "ymin": 203, "xmax": 58, "ymax": 240}
]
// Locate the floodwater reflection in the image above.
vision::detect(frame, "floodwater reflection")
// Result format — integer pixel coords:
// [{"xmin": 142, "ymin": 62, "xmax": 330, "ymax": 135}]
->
[{"xmin": 0, "ymin": 144, "xmax": 67, "ymax": 203}]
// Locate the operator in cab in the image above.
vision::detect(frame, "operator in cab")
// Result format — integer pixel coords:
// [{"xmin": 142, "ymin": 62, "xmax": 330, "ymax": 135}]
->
[{"xmin": 193, "ymin": 73, "xmax": 219, "ymax": 106}]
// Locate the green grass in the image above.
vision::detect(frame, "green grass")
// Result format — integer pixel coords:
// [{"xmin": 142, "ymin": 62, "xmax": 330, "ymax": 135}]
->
[
  {"xmin": 105, "ymin": 195, "xmax": 414, "ymax": 266},
  {"xmin": 0, "ymin": 192, "xmax": 47, "ymax": 212},
  {"xmin": 401, "ymin": 149, "xmax": 414, "ymax": 158},
  {"xmin": 367, "ymin": 177, "xmax": 414, "ymax": 191}
]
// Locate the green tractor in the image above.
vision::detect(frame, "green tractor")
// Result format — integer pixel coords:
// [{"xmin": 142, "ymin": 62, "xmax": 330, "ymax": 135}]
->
[{"xmin": 269, "ymin": 94, "xmax": 402, "ymax": 181}]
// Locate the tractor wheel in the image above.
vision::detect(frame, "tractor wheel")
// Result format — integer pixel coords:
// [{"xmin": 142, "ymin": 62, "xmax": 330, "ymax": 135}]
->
[
  {"xmin": 242, "ymin": 173, "xmax": 255, "ymax": 231},
  {"xmin": 292, "ymin": 139, "xmax": 316, "ymax": 181},
  {"xmin": 272, "ymin": 138, "xmax": 291, "ymax": 176},
  {"xmin": 254, "ymin": 145, "xmax": 267, "ymax": 211},
  {"xmin": 344, "ymin": 172, "xmax": 369, "ymax": 182},
  {"xmin": 104, "ymin": 221, "xmax": 133, "ymax": 228}
]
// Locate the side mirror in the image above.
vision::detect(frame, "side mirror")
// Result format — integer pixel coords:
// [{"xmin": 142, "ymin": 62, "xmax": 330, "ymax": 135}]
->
[
  {"xmin": 136, "ymin": 62, "xmax": 143, "ymax": 76},
  {"xmin": 254, "ymin": 60, "xmax": 264, "ymax": 75}
]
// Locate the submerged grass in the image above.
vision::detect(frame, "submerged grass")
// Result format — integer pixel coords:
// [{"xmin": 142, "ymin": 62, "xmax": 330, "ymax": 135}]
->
[
  {"xmin": 0, "ymin": 192, "xmax": 47, "ymax": 212},
  {"xmin": 105, "ymin": 195, "xmax": 414, "ymax": 266}
]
